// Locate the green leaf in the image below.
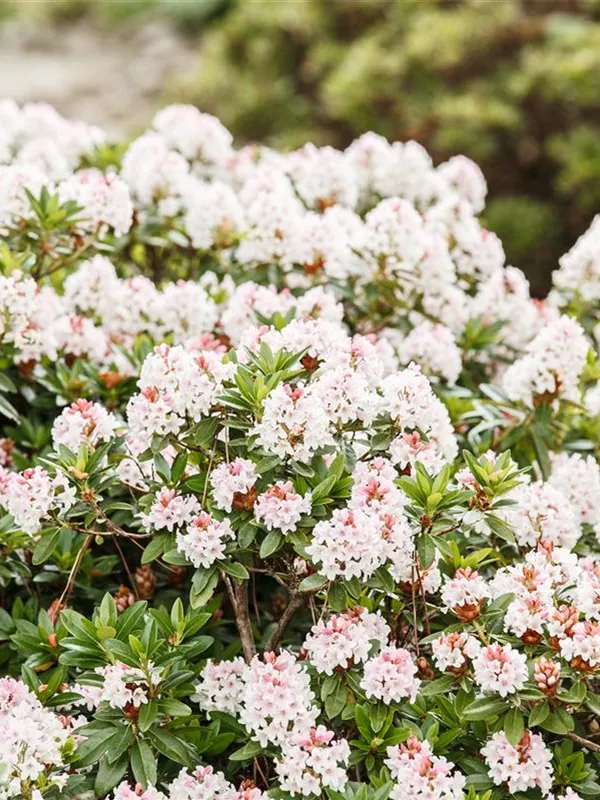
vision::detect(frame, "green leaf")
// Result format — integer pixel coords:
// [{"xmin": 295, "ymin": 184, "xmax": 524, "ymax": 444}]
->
[
  {"xmin": 220, "ymin": 561, "xmax": 249, "ymax": 580},
  {"xmin": 529, "ymin": 701, "xmax": 550, "ymax": 728},
  {"xmin": 311, "ymin": 475, "xmax": 337, "ymax": 504},
  {"xmin": 0, "ymin": 393, "xmax": 20, "ymax": 423},
  {"xmin": 138, "ymin": 700, "xmax": 158, "ymax": 732},
  {"xmin": 116, "ymin": 602, "xmax": 148, "ymax": 640},
  {"xmin": 230, "ymin": 740, "xmax": 264, "ymax": 761},
  {"xmin": 417, "ymin": 533, "xmax": 436, "ymax": 570},
  {"xmin": 147, "ymin": 728, "xmax": 193, "ymax": 766},
  {"xmin": 532, "ymin": 428, "xmax": 551, "ymax": 480},
  {"xmin": 96, "ymin": 626, "xmax": 117, "ymax": 640},
  {"xmin": 130, "ymin": 740, "xmax": 157, "ymax": 789},
  {"xmin": 486, "ymin": 514, "xmax": 516, "ymax": 544},
  {"xmin": 355, "ymin": 704, "xmax": 374, "ymax": 740},
  {"xmin": 141, "ymin": 535, "xmax": 168, "ymax": 565},
  {"xmin": 190, "ymin": 569, "xmax": 219, "ymax": 608},
  {"xmin": 298, "ymin": 573, "xmax": 328, "ymax": 592},
  {"xmin": 540, "ymin": 708, "xmax": 574, "ymax": 735},
  {"xmin": 94, "ymin": 753, "xmax": 128, "ymax": 798},
  {"xmin": 32, "ymin": 528, "xmax": 61, "ymax": 565},
  {"xmin": 463, "ymin": 696, "xmax": 508, "ymax": 721},
  {"xmin": 0, "ymin": 373, "xmax": 16, "ymax": 392},
  {"xmin": 586, "ymin": 693, "xmax": 600, "ymax": 715},
  {"xmin": 107, "ymin": 724, "xmax": 134, "ymax": 762},
  {"xmin": 420, "ymin": 674, "xmax": 456, "ymax": 696},
  {"xmin": 171, "ymin": 451, "xmax": 188, "ymax": 483},
  {"xmin": 324, "ymin": 686, "xmax": 347, "ymax": 719},
  {"xmin": 259, "ymin": 530, "xmax": 283, "ymax": 558},
  {"xmin": 159, "ymin": 698, "xmax": 191, "ymax": 717},
  {"xmin": 504, "ymin": 707, "xmax": 524, "ymax": 746},
  {"xmin": 291, "ymin": 461, "xmax": 315, "ymax": 478},
  {"xmin": 75, "ymin": 729, "xmax": 122, "ymax": 768}
]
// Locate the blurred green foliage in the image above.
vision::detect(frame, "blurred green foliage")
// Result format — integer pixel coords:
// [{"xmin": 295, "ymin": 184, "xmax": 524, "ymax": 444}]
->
[
  {"xmin": 168, "ymin": 0, "xmax": 600, "ymax": 295},
  {"xmin": 4, "ymin": 0, "xmax": 232, "ymax": 31},
  {"xmin": 6, "ymin": 0, "xmax": 600, "ymax": 294}
]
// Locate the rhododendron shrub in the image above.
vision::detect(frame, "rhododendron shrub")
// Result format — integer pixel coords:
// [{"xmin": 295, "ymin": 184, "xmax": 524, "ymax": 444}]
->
[{"xmin": 3, "ymin": 102, "xmax": 600, "ymax": 800}]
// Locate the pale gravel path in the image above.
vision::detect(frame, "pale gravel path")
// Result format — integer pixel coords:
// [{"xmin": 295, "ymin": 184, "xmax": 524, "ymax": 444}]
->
[{"xmin": 0, "ymin": 18, "xmax": 200, "ymax": 135}]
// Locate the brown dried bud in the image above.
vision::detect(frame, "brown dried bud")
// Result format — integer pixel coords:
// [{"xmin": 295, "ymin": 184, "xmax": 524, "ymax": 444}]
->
[
  {"xmin": 416, "ymin": 656, "xmax": 435, "ymax": 681},
  {"xmin": 452, "ymin": 601, "xmax": 483, "ymax": 622},
  {"xmin": 301, "ymin": 353, "xmax": 320, "ymax": 371},
  {"xmin": 98, "ymin": 371, "xmax": 124, "ymax": 390},
  {"xmin": 134, "ymin": 564, "xmax": 156, "ymax": 600},
  {"xmin": 114, "ymin": 585, "xmax": 135, "ymax": 614},
  {"xmin": 303, "ymin": 255, "xmax": 325, "ymax": 275},
  {"xmin": 571, "ymin": 655, "xmax": 596, "ymax": 674},
  {"xmin": 232, "ymin": 485, "xmax": 258, "ymax": 511},
  {"xmin": 17, "ymin": 359, "xmax": 37, "ymax": 377},
  {"xmin": 522, "ymin": 629, "xmax": 543, "ymax": 646}
]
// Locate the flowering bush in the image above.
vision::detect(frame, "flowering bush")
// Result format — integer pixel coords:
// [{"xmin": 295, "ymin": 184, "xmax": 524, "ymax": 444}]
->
[{"xmin": 2, "ymin": 99, "xmax": 600, "ymax": 800}]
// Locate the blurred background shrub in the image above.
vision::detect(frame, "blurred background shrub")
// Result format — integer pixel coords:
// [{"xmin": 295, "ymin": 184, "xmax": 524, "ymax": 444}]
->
[{"xmin": 4, "ymin": 0, "xmax": 600, "ymax": 295}]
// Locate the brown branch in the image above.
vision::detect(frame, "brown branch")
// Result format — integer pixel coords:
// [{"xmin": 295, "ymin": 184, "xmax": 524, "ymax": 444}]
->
[
  {"xmin": 265, "ymin": 593, "xmax": 305, "ymax": 653},
  {"xmin": 411, "ymin": 566, "xmax": 420, "ymax": 656},
  {"xmin": 223, "ymin": 573, "xmax": 256, "ymax": 663},
  {"xmin": 415, "ymin": 560, "xmax": 431, "ymax": 636},
  {"xmin": 566, "ymin": 732, "xmax": 600, "ymax": 753},
  {"xmin": 57, "ymin": 534, "xmax": 93, "ymax": 608}
]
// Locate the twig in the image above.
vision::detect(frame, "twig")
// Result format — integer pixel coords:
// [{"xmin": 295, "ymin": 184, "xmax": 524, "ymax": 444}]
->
[
  {"xmin": 566, "ymin": 732, "xmax": 600, "ymax": 753},
  {"xmin": 57, "ymin": 534, "xmax": 93, "ymax": 608},
  {"xmin": 265, "ymin": 593, "xmax": 305, "ymax": 653},
  {"xmin": 113, "ymin": 536, "xmax": 139, "ymax": 599},
  {"xmin": 254, "ymin": 756, "xmax": 269, "ymax": 789},
  {"xmin": 415, "ymin": 560, "xmax": 431, "ymax": 636},
  {"xmin": 411, "ymin": 566, "xmax": 420, "ymax": 656}
]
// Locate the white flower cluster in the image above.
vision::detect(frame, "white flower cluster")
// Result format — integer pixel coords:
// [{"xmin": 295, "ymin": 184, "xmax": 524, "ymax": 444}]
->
[
  {"xmin": 169, "ymin": 767, "xmax": 264, "ymax": 800},
  {"xmin": 472, "ymin": 643, "xmax": 529, "ymax": 697},
  {"xmin": 482, "ymin": 730, "xmax": 553, "ymax": 796},
  {"xmin": 254, "ymin": 481, "xmax": 312, "ymax": 534},
  {"xmin": 502, "ymin": 315, "xmax": 589, "ymax": 407},
  {"xmin": 385, "ymin": 736, "xmax": 465, "ymax": 800},
  {"xmin": 0, "ymin": 677, "xmax": 73, "ymax": 799},
  {"xmin": 51, "ymin": 398, "xmax": 119, "ymax": 452},
  {"xmin": 303, "ymin": 608, "xmax": 390, "ymax": 675},
  {"xmin": 0, "ymin": 466, "xmax": 75, "ymax": 535},
  {"xmin": 177, "ymin": 512, "xmax": 235, "ymax": 569},
  {"xmin": 275, "ymin": 726, "xmax": 350, "ymax": 797},
  {"xmin": 500, "ymin": 481, "xmax": 581, "ymax": 550},
  {"xmin": 94, "ymin": 661, "xmax": 160, "ymax": 710},
  {"xmin": 360, "ymin": 645, "xmax": 421, "ymax": 704}
]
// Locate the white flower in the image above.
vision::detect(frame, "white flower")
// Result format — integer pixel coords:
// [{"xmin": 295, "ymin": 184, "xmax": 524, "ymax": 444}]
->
[
  {"xmin": 177, "ymin": 512, "xmax": 235, "ymax": 568},
  {"xmin": 51, "ymin": 398, "xmax": 118, "ymax": 452},
  {"xmin": 472, "ymin": 643, "xmax": 528, "ymax": 697},
  {"xmin": 361, "ymin": 646, "xmax": 421, "ymax": 704},
  {"xmin": 254, "ymin": 481, "xmax": 311, "ymax": 534},
  {"xmin": 482, "ymin": 731, "xmax": 553, "ymax": 796},
  {"xmin": 210, "ymin": 458, "xmax": 258, "ymax": 513}
]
